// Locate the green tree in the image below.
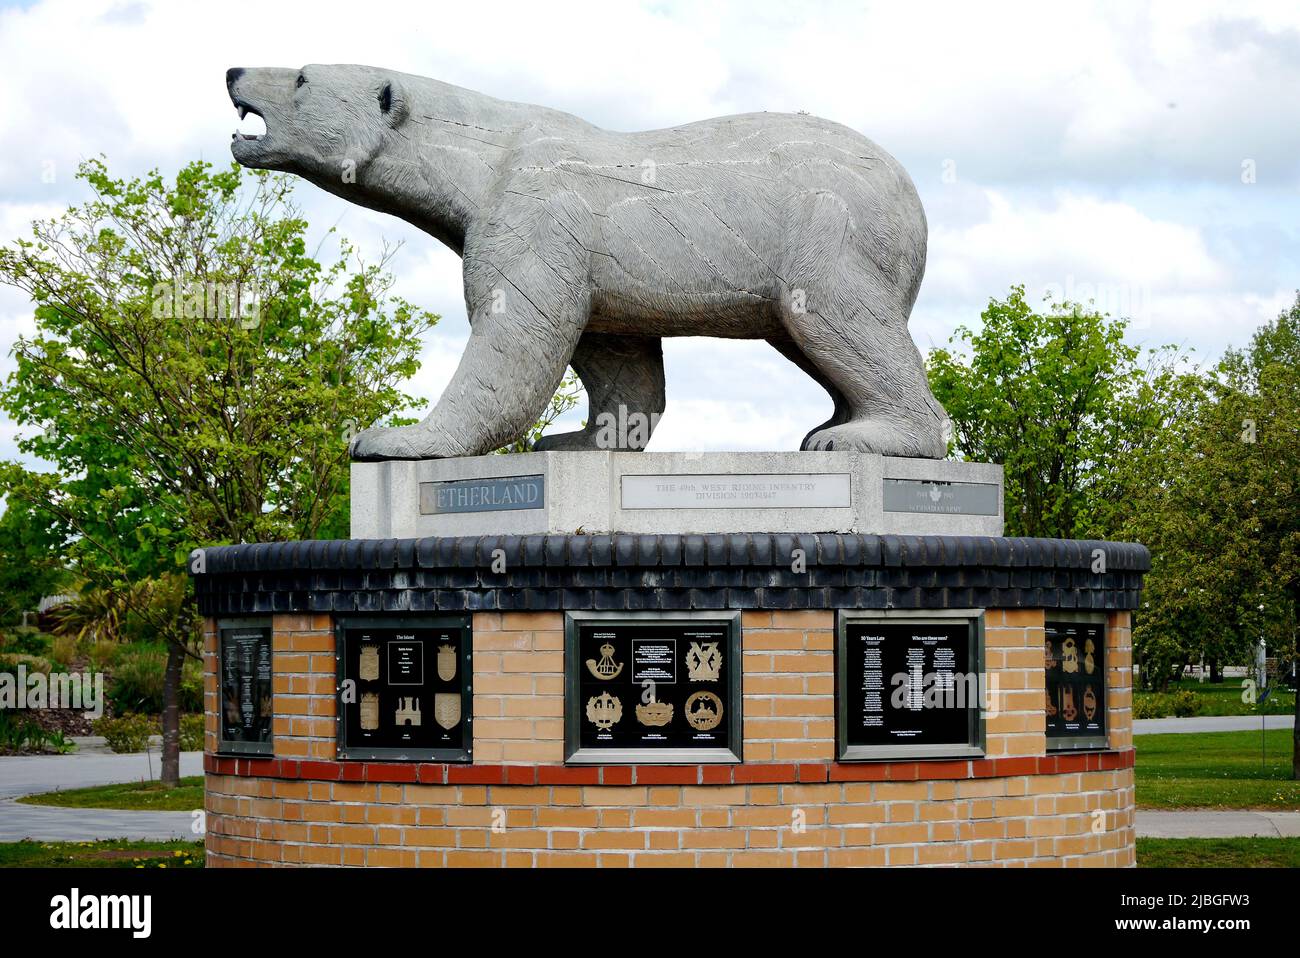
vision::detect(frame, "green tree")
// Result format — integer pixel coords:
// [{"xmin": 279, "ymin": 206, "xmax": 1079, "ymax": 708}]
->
[
  {"xmin": 927, "ymin": 285, "xmax": 1180, "ymax": 539},
  {"xmin": 0, "ymin": 496, "xmax": 71, "ymax": 624},
  {"xmin": 0, "ymin": 158, "xmax": 436, "ymax": 783}
]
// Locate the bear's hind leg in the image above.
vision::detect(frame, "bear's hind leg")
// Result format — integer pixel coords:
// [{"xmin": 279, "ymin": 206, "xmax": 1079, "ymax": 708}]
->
[{"xmin": 534, "ymin": 332, "xmax": 665, "ymax": 451}]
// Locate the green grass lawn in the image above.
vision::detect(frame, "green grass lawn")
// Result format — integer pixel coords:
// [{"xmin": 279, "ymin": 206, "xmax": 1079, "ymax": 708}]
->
[
  {"xmin": 1135, "ymin": 729, "xmax": 1300, "ymax": 809},
  {"xmin": 1134, "ymin": 678, "xmax": 1295, "ymax": 718},
  {"xmin": 1137, "ymin": 837, "xmax": 1300, "ymax": 867},
  {"xmin": 0, "ymin": 840, "xmax": 204, "ymax": 868},
  {"xmin": 17, "ymin": 776, "xmax": 204, "ymax": 811}
]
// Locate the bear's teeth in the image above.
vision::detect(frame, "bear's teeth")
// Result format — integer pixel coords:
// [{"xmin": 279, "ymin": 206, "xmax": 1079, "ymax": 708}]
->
[{"xmin": 238, "ymin": 106, "xmax": 248, "ymax": 120}]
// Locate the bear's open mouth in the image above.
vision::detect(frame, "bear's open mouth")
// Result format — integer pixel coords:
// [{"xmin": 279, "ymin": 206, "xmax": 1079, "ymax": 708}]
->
[{"xmin": 231, "ymin": 99, "xmax": 267, "ymax": 141}]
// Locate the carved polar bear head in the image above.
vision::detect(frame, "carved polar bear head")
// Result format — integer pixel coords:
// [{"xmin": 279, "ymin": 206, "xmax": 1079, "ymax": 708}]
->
[{"xmin": 227, "ymin": 64, "xmax": 410, "ymax": 181}]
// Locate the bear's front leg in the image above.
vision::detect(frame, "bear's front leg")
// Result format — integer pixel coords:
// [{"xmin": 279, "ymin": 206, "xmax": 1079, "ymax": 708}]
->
[{"xmin": 351, "ymin": 196, "xmax": 593, "ymax": 460}]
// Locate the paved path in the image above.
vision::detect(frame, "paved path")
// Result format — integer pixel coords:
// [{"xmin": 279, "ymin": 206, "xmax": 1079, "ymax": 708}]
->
[
  {"xmin": 1134, "ymin": 715, "xmax": 1294, "ymax": 735},
  {"xmin": 0, "ymin": 748, "xmax": 202, "ymax": 843},
  {"xmin": 1137, "ymin": 810, "xmax": 1300, "ymax": 839}
]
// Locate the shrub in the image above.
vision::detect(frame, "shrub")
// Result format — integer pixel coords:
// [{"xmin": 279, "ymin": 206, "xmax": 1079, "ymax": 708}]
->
[
  {"xmin": 107, "ymin": 647, "xmax": 167, "ymax": 714},
  {"xmin": 0, "ymin": 626, "xmax": 52, "ymax": 657},
  {"xmin": 107, "ymin": 646, "xmax": 203, "ymax": 715},
  {"xmin": 87, "ymin": 640, "xmax": 121, "ymax": 672},
  {"xmin": 1171, "ymin": 689, "xmax": 1202, "ymax": 717},
  {"xmin": 49, "ymin": 635, "xmax": 78, "ymax": 668},
  {"xmin": 1132, "ymin": 694, "xmax": 1163, "ymax": 720},
  {"xmin": 180, "ymin": 714, "xmax": 205, "ymax": 752},
  {"xmin": 0, "ymin": 711, "xmax": 74, "ymax": 753},
  {"xmin": 93, "ymin": 713, "xmax": 156, "ymax": 753},
  {"xmin": 0, "ymin": 652, "xmax": 52, "ymax": 677}
]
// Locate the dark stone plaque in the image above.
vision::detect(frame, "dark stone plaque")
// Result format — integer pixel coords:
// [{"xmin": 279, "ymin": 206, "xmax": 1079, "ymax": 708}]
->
[
  {"xmin": 882, "ymin": 478, "xmax": 999, "ymax": 515},
  {"xmin": 419, "ymin": 474, "xmax": 544, "ymax": 514},
  {"xmin": 335, "ymin": 616, "xmax": 471, "ymax": 762},
  {"xmin": 1045, "ymin": 619, "xmax": 1107, "ymax": 749},
  {"xmin": 218, "ymin": 621, "xmax": 273, "ymax": 755},
  {"xmin": 838, "ymin": 614, "xmax": 984, "ymax": 759},
  {"xmin": 566, "ymin": 614, "xmax": 741, "ymax": 763}
]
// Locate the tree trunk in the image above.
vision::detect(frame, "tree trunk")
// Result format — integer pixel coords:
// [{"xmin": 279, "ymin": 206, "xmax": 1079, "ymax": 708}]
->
[
  {"xmin": 1209, "ymin": 658, "xmax": 1221, "ymax": 683},
  {"xmin": 161, "ymin": 640, "xmax": 185, "ymax": 788}
]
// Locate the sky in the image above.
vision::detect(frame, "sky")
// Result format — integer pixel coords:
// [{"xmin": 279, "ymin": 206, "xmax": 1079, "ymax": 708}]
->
[{"xmin": 0, "ymin": 0, "xmax": 1297, "ymax": 466}]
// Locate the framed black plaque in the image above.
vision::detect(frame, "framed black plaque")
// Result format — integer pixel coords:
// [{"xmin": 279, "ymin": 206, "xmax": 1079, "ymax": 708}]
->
[
  {"xmin": 335, "ymin": 615, "xmax": 472, "ymax": 762},
  {"xmin": 1045, "ymin": 615, "xmax": 1107, "ymax": 750},
  {"xmin": 565, "ymin": 611, "xmax": 742, "ymax": 764},
  {"xmin": 217, "ymin": 618, "xmax": 274, "ymax": 755},
  {"xmin": 837, "ymin": 610, "xmax": 985, "ymax": 760}
]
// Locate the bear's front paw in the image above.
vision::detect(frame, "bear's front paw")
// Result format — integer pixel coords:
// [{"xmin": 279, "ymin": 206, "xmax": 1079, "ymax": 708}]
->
[{"xmin": 349, "ymin": 425, "xmax": 457, "ymax": 461}]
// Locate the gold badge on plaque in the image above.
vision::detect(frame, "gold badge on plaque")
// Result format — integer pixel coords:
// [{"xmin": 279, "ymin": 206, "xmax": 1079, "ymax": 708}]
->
[
  {"xmin": 585, "ymin": 642, "xmax": 624, "ymax": 680},
  {"xmin": 395, "ymin": 696, "xmax": 421, "ymax": 726},
  {"xmin": 434, "ymin": 693, "xmax": 461, "ymax": 729},
  {"xmin": 684, "ymin": 691, "xmax": 723, "ymax": 731},
  {"xmin": 586, "ymin": 691, "xmax": 622, "ymax": 730},
  {"xmin": 1083, "ymin": 638, "xmax": 1096, "ymax": 675},
  {"xmin": 636, "ymin": 699, "xmax": 673, "ymax": 727},
  {"xmin": 1061, "ymin": 686, "xmax": 1078, "ymax": 722},
  {"xmin": 1083, "ymin": 686, "xmax": 1098, "ymax": 721},
  {"xmin": 1061, "ymin": 638, "xmax": 1079, "ymax": 674},
  {"xmin": 686, "ymin": 641, "xmax": 722, "ymax": 681},
  {"xmin": 437, "ymin": 643, "xmax": 457, "ymax": 682},
  {"xmin": 360, "ymin": 692, "xmax": 380, "ymax": 730},
  {"xmin": 359, "ymin": 644, "xmax": 379, "ymax": 682},
  {"xmin": 1044, "ymin": 639, "xmax": 1056, "ymax": 671}
]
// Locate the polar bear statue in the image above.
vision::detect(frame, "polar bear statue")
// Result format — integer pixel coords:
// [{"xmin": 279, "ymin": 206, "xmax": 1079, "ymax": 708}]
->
[{"xmin": 227, "ymin": 64, "xmax": 950, "ymax": 460}]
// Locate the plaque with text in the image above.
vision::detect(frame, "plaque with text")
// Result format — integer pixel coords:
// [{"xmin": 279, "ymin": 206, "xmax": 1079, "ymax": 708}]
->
[
  {"xmin": 837, "ymin": 612, "xmax": 984, "ymax": 760},
  {"xmin": 419, "ymin": 475, "xmax": 544, "ymax": 514},
  {"xmin": 1045, "ymin": 619, "xmax": 1107, "ymax": 749},
  {"xmin": 621, "ymin": 473, "xmax": 850, "ymax": 510},
  {"xmin": 335, "ymin": 616, "xmax": 472, "ymax": 762},
  {"xmin": 218, "ymin": 620, "xmax": 273, "ymax": 755},
  {"xmin": 565, "ymin": 612, "xmax": 741, "ymax": 763}
]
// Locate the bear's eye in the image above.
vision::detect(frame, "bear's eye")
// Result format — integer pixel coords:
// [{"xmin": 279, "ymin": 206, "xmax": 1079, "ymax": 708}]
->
[
  {"xmin": 296, "ymin": 73, "xmax": 307, "ymax": 89},
  {"xmin": 378, "ymin": 82, "xmax": 392, "ymax": 114}
]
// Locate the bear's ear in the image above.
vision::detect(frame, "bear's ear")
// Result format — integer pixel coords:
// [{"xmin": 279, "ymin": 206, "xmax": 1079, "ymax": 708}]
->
[{"xmin": 378, "ymin": 77, "xmax": 409, "ymax": 128}]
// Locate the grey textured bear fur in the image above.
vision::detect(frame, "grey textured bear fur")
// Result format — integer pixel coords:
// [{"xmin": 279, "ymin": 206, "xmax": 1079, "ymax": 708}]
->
[{"xmin": 227, "ymin": 64, "xmax": 950, "ymax": 460}]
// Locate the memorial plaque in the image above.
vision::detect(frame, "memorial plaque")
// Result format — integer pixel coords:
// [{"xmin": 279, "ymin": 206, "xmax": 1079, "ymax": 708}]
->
[
  {"xmin": 1045, "ymin": 618, "xmax": 1107, "ymax": 750},
  {"xmin": 565, "ymin": 612, "xmax": 742, "ymax": 763},
  {"xmin": 621, "ymin": 473, "xmax": 851, "ymax": 510},
  {"xmin": 837, "ymin": 611, "xmax": 985, "ymax": 760},
  {"xmin": 882, "ymin": 478, "xmax": 999, "ymax": 516},
  {"xmin": 218, "ymin": 619, "xmax": 273, "ymax": 755},
  {"xmin": 335, "ymin": 615, "xmax": 472, "ymax": 761},
  {"xmin": 419, "ymin": 474, "xmax": 544, "ymax": 514}
]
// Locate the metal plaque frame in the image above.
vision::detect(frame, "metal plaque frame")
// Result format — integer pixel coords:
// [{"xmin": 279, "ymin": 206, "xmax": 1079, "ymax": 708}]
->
[
  {"xmin": 836, "ymin": 609, "xmax": 987, "ymax": 761},
  {"xmin": 1044, "ymin": 611, "xmax": 1109, "ymax": 752},
  {"xmin": 215, "ymin": 616, "xmax": 275, "ymax": 756},
  {"xmin": 335, "ymin": 614, "xmax": 473, "ymax": 762},
  {"xmin": 565, "ymin": 610, "xmax": 743, "ymax": 765}
]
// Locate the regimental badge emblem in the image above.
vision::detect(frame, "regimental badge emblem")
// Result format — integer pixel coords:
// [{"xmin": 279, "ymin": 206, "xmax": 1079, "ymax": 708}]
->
[
  {"xmin": 395, "ymin": 696, "xmax": 421, "ymax": 726},
  {"xmin": 359, "ymin": 644, "xmax": 379, "ymax": 682},
  {"xmin": 437, "ymin": 643, "xmax": 457, "ymax": 682},
  {"xmin": 434, "ymin": 693, "xmax": 461, "ymax": 729},
  {"xmin": 1061, "ymin": 638, "xmax": 1079, "ymax": 674},
  {"xmin": 1083, "ymin": 686, "xmax": 1097, "ymax": 722},
  {"xmin": 928, "ymin": 484, "xmax": 943, "ymax": 504},
  {"xmin": 686, "ymin": 641, "xmax": 722, "ymax": 682},
  {"xmin": 1061, "ymin": 686, "xmax": 1078, "ymax": 722},
  {"xmin": 1044, "ymin": 639, "xmax": 1056, "ymax": 672},
  {"xmin": 585, "ymin": 642, "xmax": 624, "ymax": 680},
  {"xmin": 1083, "ymin": 638, "xmax": 1096, "ymax": 675},
  {"xmin": 360, "ymin": 692, "xmax": 380, "ymax": 731},
  {"xmin": 1046, "ymin": 686, "xmax": 1057, "ymax": 717},
  {"xmin": 635, "ymin": 699, "xmax": 673, "ymax": 727},
  {"xmin": 586, "ymin": 691, "xmax": 623, "ymax": 730},
  {"xmin": 684, "ymin": 691, "xmax": 723, "ymax": 731}
]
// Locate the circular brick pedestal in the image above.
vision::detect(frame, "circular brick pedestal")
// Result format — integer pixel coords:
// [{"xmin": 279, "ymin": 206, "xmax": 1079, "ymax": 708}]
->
[{"xmin": 196, "ymin": 533, "xmax": 1147, "ymax": 867}]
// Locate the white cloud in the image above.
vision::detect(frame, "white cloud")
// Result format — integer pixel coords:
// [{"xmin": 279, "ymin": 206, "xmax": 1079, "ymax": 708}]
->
[{"xmin": 0, "ymin": 0, "xmax": 1297, "ymax": 466}]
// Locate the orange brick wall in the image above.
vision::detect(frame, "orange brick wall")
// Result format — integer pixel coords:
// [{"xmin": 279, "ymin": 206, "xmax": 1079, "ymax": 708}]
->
[{"xmin": 204, "ymin": 608, "xmax": 1135, "ymax": 867}]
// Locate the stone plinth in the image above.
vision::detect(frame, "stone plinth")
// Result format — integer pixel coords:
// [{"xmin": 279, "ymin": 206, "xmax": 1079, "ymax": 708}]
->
[{"xmin": 350, "ymin": 451, "xmax": 1004, "ymax": 539}]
